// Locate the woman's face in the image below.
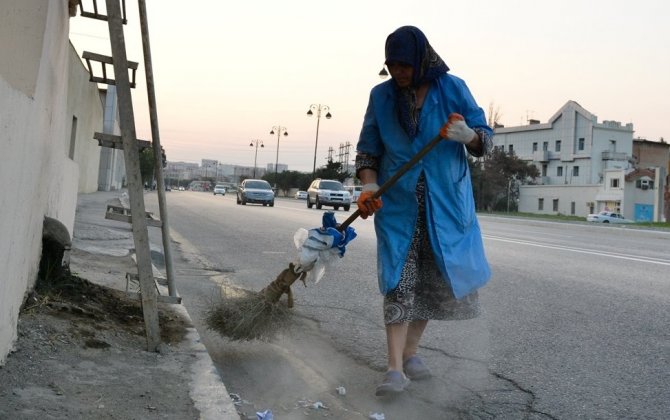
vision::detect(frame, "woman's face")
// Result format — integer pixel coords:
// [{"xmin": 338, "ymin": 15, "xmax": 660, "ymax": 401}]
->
[{"xmin": 387, "ymin": 62, "xmax": 413, "ymax": 88}]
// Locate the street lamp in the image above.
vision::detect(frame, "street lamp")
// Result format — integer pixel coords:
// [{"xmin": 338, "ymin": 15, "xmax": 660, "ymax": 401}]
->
[
  {"xmin": 269, "ymin": 125, "xmax": 288, "ymax": 192},
  {"xmin": 306, "ymin": 104, "xmax": 332, "ymax": 178},
  {"xmin": 249, "ymin": 139, "xmax": 264, "ymax": 178}
]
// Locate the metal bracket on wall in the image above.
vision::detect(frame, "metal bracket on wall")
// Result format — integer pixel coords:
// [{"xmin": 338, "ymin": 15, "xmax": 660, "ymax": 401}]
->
[
  {"xmin": 76, "ymin": 0, "xmax": 128, "ymax": 24},
  {"xmin": 82, "ymin": 51, "xmax": 138, "ymax": 87}
]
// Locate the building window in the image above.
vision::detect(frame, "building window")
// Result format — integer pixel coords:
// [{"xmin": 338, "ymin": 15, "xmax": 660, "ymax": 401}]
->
[
  {"xmin": 609, "ymin": 140, "xmax": 616, "ymax": 152},
  {"xmin": 636, "ymin": 179, "xmax": 654, "ymax": 189},
  {"xmin": 573, "ymin": 166, "xmax": 579, "ymax": 176},
  {"xmin": 542, "ymin": 164, "xmax": 547, "ymax": 177},
  {"xmin": 553, "ymin": 199, "xmax": 559, "ymax": 212},
  {"xmin": 555, "ymin": 140, "xmax": 561, "ymax": 152},
  {"xmin": 557, "ymin": 166, "xmax": 563, "ymax": 177},
  {"xmin": 532, "ymin": 142, "xmax": 538, "ymax": 152},
  {"xmin": 69, "ymin": 116, "xmax": 78, "ymax": 160},
  {"xmin": 543, "ymin": 141, "xmax": 548, "ymax": 151},
  {"xmin": 508, "ymin": 144, "xmax": 514, "ymax": 154},
  {"xmin": 578, "ymin": 138, "xmax": 585, "ymax": 151},
  {"xmin": 538, "ymin": 198, "xmax": 544, "ymax": 210},
  {"xmin": 611, "ymin": 178, "xmax": 620, "ymax": 188}
]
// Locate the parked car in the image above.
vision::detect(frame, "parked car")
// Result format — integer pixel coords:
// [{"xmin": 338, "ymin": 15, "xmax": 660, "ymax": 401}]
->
[
  {"xmin": 344, "ymin": 185, "xmax": 362, "ymax": 202},
  {"xmin": 586, "ymin": 211, "xmax": 634, "ymax": 224},
  {"xmin": 295, "ymin": 190, "xmax": 308, "ymax": 200},
  {"xmin": 236, "ymin": 179, "xmax": 274, "ymax": 206},
  {"xmin": 178, "ymin": 186, "xmax": 185, "ymax": 191},
  {"xmin": 307, "ymin": 179, "xmax": 351, "ymax": 211},
  {"xmin": 213, "ymin": 184, "xmax": 227, "ymax": 196}
]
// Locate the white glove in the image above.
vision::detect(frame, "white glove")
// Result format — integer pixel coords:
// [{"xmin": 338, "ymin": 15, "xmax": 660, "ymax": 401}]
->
[
  {"xmin": 440, "ymin": 113, "xmax": 476, "ymax": 145},
  {"xmin": 361, "ymin": 183, "xmax": 380, "ymax": 193}
]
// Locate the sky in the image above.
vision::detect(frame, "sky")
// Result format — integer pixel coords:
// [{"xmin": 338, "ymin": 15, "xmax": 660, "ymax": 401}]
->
[{"xmin": 69, "ymin": 0, "xmax": 670, "ymax": 173}]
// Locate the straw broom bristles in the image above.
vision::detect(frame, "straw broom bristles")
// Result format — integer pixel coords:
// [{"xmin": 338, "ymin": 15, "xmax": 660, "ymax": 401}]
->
[{"xmin": 205, "ymin": 262, "xmax": 307, "ymax": 341}]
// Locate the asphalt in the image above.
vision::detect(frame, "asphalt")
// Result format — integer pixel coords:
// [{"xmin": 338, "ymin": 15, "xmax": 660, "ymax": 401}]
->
[{"xmin": 70, "ymin": 190, "xmax": 239, "ymax": 420}]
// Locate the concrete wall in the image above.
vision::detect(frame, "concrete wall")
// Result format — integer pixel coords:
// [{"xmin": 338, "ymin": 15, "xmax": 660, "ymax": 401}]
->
[
  {"xmin": 519, "ymin": 184, "xmax": 602, "ymax": 217},
  {"xmin": 98, "ymin": 86, "xmax": 126, "ymax": 191},
  {"xmin": 0, "ymin": 0, "xmax": 105, "ymax": 364},
  {"xmin": 67, "ymin": 43, "xmax": 104, "ymax": 193}
]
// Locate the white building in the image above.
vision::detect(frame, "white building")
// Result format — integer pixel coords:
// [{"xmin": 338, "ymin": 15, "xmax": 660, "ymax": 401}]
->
[
  {"xmin": 494, "ymin": 101, "xmax": 664, "ymax": 221},
  {"xmin": 266, "ymin": 163, "xmax": 289, "ymax": 173},
  {"xmin": 1, "ymin": 0, "xmax": 111, "ymax": 363}
]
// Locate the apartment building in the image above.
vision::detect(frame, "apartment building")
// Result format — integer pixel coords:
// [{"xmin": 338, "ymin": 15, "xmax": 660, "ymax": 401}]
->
[{"xmin": 493, "ymin": 101, "xmax": 665, "ymax": 221}]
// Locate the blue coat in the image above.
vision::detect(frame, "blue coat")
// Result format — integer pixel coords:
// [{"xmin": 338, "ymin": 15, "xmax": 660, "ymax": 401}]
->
[{"xmin": 357, "ymin": 73, "xmax": 492, "ymax": 299}]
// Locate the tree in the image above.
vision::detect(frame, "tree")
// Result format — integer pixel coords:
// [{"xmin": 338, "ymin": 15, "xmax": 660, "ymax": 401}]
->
[
  {"xmin": 262, "ymin": 170, "xmax": 312, "ymax": 196},
  {"xmin": 314, "ymin": 159, "xmax": 351, "ymax": 183},
  {"xmin": 488, "ymin": 102, "xmax": 503, "ymax": 128},
  {"xmin": 139, "ymin": 148, "xmax": 155, "ymax": 187},
  {"xmin": 470, "ymin": 148, "xmax": 539, "ymax": 211}
]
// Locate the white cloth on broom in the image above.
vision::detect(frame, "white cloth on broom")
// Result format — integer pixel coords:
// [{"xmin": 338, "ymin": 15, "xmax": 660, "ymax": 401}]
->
[{"xmin": 293, "ymin": 211, "xmax": 357, "ymax": 283}]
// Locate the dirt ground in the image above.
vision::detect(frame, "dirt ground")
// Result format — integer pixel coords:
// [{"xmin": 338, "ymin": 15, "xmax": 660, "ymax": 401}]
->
[{"xmin": 0, "ymin": 251, "xmax": 202, "ymax": 420}]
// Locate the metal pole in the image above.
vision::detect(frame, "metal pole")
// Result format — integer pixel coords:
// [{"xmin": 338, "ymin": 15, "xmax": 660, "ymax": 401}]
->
[
  {"xmin": 138, "ymin": 0, "xmax": 177, "ymax": 297},
  {"xmin": 507, "ymin": 179, "xmax": 512, "ymax": 213},
  {"xmin": 274, "ymin": 129, "xmax": 280, "ymax": 191},
  {"xmin": 252, "ymin": 141, "xmax": 259, "ymax": 178},
  {"xmin": 312, "ymin": 110, "xmax": 321, "ymax": 179}
]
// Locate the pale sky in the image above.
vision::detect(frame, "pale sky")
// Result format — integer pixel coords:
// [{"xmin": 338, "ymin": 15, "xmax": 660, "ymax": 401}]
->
[{"xmin": 70, "ymin": 0, "xmax": 670, "ymax": 173}]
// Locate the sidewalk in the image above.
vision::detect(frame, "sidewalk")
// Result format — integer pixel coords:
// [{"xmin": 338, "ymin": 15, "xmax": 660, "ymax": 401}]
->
[{"xmin": 0, "ymin": 191, "xmax": 239, "ymax": 419}]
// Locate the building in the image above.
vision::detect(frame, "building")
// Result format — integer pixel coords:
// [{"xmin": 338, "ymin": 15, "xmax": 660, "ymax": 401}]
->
[
  {"xmin": 632, "ymin": 139, "xmax": 670, "ymax": 221},
  {"xmin": 164, "ymin": 161, "xmax": 200, "ymax": 184},
  {"xmin": 266, "ymin": 163, "xmax": 289, "ymax": 173},
  {"xmin": 493, "ymin": 101, "xmax": 665, "ymax": 221},
  {"xmin": 1, "ymin": 0, "xmax": 111, "ymax": 363}
]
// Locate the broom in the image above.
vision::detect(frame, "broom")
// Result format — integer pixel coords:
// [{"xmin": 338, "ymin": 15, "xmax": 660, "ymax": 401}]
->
[{"xmin": 206, "ymin": 134, "xmax": 445, "ymax": 341}]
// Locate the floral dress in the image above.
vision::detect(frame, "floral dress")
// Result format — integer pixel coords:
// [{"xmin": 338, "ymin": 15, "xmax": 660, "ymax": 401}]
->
[{"xmin": 382, "ymin": 173, "xmax": 480, "ymax": 324}]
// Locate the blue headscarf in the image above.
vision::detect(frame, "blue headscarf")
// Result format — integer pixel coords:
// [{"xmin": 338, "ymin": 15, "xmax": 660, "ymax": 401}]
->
[{"xmin": 384, "ymin": 26, "xmax": 449, "ymax": 138}]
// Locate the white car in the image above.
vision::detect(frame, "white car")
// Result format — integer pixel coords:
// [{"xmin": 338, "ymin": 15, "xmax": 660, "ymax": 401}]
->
[
  {"xmin": 306, "ymin": 179, "xmax": 351, "ymax": 211},
  {"xmin": 295, "ymin": 190, "xmax": 307, "ymax": 200},
  {"xmin": 586, "ymin": 211, "xmax": 634, "ymax": 224},
  {"xmin": 213, "ymin": 185, "xmax": 226, "ymax": 196}
]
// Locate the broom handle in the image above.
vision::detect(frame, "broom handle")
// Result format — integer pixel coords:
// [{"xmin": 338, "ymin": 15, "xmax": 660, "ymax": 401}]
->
[{"xmin": 338, "ymin": 133, "xmax": 444, "ymax": 231}]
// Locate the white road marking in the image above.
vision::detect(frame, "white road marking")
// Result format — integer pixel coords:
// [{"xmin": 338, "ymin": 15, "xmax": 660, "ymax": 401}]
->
[{"xmin": 484, "ymin": 235, "xmax": 670, "ymax": 266}]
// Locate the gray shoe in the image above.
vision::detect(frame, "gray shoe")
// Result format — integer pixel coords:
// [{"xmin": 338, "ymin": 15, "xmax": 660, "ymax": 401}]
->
[
  {"xmin": 403, "ymin": 356, "xmax": 432, "ymax": 380},
  {"xmin": 375, "ymin": 370, "xmax": 410, "ymax": 396}
]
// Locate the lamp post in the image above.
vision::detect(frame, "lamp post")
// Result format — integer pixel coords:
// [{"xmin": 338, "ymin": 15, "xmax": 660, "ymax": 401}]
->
[
  {"xmin": 249, "ymin": 139, "xmax": 264, "ymax": 178},
  {"xmin": 269, "ymin": 125, "xmax": 288, "ymax": 193},
  {"xmin": 306, "ymin": 104, "xmax": 332, "ymax": 179}
]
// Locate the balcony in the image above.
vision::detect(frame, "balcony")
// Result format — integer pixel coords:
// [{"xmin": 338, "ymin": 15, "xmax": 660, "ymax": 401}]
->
[
  {"xmin": 533, "ymin": 150, "xmax": 549, "ymax": 162},
  {"xmin": 602, "ymin": 151, "xmax": 628, "ymax": 161}
]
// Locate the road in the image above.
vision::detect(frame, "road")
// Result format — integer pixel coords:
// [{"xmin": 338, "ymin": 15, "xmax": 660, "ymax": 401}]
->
[{"xmin": 146, "ymin": 191, "xmax": 670, "ymax": 419}]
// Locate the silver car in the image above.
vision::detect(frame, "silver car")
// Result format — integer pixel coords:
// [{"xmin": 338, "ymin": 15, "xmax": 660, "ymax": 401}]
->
[
  {"xmin": 236, "ymin": 179, "xmax": 275, "ymax": 207},
  {"xmin": 213, "ymin": 185, "xmax": 226, "ymax": 195},
  {"xmin": 586, "ymin": 211, "xmax": 634, "ymax": 224},
  {"xmin": 306, "ymin": 179, "xmax": 351, "ymax": 211}
]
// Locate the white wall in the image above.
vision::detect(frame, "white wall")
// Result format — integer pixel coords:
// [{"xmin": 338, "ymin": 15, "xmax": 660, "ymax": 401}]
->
[
  {"xmin": 0, "ymin": 0, "xmax": 105, "ymax": 364},
  {"xmin": 67, "ymin": 43, "xmax": 104, "ymax": 193},
  {"xmin": 519, "ymin": 184, "xmax": 602, "ymax": 216}
]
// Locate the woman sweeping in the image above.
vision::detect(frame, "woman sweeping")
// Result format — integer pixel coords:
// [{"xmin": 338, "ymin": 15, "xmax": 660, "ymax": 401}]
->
[{"xmin": 355, "ymin": 25, "xmax": 494, "ymax": 397}]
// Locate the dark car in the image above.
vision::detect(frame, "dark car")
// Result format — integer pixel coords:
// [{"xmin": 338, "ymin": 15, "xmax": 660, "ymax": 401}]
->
[{"xmin": 236, "ymin": 179, "xmax": 274, "ymax": 206}]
